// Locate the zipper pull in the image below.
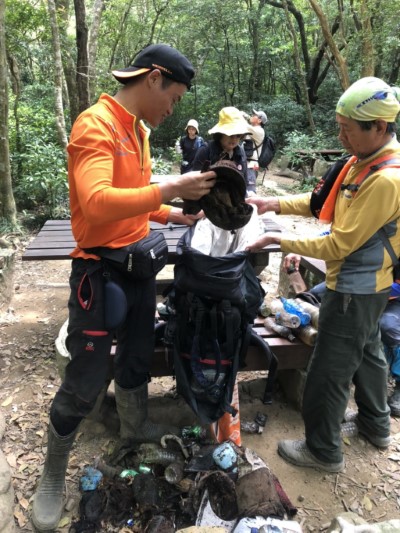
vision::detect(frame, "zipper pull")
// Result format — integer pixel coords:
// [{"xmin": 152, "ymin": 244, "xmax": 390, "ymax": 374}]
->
[
  {"xmin": 150, "ymin": 249, "xmax": 156, "ymax": 259},
  {"xmin": 128, "ymin": 253, "xmax": 133, "ymax": 271}
]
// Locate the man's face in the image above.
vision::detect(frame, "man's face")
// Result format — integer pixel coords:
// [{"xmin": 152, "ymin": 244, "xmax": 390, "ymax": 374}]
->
[
  {"xmin": 250, "ymin": 115, "xmax": 261, "ymax": 126},
  {"xmin": 336, "ymin": 113, "xmax": 384, "ymax": 158},
  {"xmin": 145, "ymin": 73, "xmax": 187, "ymax": 128}
]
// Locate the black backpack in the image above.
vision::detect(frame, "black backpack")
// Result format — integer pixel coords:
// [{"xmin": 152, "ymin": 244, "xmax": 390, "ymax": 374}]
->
[
  {"xmin": 258, "ymin": 135, "xmax": 276, "ymax": 168},
  {"xmin": 160, "ymin": 224, "xmax": 276, "ymax": 424}
]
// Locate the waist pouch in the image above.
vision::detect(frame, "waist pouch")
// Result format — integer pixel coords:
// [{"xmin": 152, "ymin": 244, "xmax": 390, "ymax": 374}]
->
[{"xmin": 85, "ymin": 231, "xmax": 168, "ymax": 280}]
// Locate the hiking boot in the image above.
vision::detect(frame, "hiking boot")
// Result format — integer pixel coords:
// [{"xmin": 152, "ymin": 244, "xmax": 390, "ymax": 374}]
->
[
  {"xmin": 388, "ymin": 382, "xmax": 400, "ymax": 417},
  {"xmin": 277, "ymin": 439, "xmax": 344, "ymax": 473},
  {"xmin": 357, "ymin": 429, "xmax": 392, "ymax": 449},
  {"xmin": 343, "ymin": 408, "xmax": 391, "ymax": 448}
]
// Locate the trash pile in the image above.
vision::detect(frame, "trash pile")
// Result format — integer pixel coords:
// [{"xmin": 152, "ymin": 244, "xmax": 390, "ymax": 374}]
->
[
  {"xmin": 260, "ymin": 296, "xmax": 319, "ymax": 347},
  {"xmin": 69, "ymin": 427, "xmax": 302, "ymax": 533}
]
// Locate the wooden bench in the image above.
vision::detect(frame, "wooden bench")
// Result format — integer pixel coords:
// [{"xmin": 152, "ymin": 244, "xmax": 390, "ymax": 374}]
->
[{"xmin": 293, "ymin": 149, "xmax": 344, "ymax": 171}]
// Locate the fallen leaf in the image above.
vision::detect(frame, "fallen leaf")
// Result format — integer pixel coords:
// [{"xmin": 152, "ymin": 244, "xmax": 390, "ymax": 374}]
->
[
  {"xmin": 1, "ymin": 396, "xmax": 13, "ymax": 407},
  {"xmin": 362, "ymin": 495, "xmax": 373, "ymax": 511},
  {"xmin": 58, "ymin": 516, "xmax": 70, "ymax": 528}
]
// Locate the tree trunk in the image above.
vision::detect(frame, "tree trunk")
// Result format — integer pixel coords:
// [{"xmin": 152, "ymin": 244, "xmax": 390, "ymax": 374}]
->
[
  {"xmin": 359, "ymin": 0, "xmax": 375, "ymax": 77},
  {"xmin": 74, "ymin": 0, "xmax": 90, "ymax": 112},
  {"xmin": 47, "ymin": 0, "xmax": 68, "ymax": 151},
  {"xmin": 56, "ymin": 0, "xmax": 79, "ymax": 126},
  {"xmin": 88, "ymin": 0, "xmax": 105, "ymax": 101},
  {"xmin": 282, "ymin": 0, "xmax": 315, "ymax": 133},
  {"xmin": 0, "ymin": 0, "xmax": 17, "ymax": 225},
  {"xmin": 308, "ymin": 0, "xmax": 350, "ymax": 90},
  {"xmin": 6, "ymin": 53, "xmax": 22, "ymax": 181}
]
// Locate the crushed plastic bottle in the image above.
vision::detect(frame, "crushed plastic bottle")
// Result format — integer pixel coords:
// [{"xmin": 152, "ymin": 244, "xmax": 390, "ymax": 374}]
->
[
  {"xmin": 280, "ymin": 297, "xmax": 311, "ymax": 326},
  {"xmin": 341, "ymin": 421, "xmax": 358, "ymax": 437},
  {"xmin": 275, "ymin": 310, "xmax": 301, "ymax": 328},
  {"xmin": 240, "ymin": 421, "xmax": 263, "ymax": 434}
]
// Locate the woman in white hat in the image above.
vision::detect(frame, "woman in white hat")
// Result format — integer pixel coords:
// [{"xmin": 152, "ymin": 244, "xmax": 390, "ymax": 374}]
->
[
  {"xmin": 192, "ymin": 107, "xmax": 250, "ymax": 192},
  {"xmin": 177, "ymin": 118, "xmax": 206, "ymax": 174}
]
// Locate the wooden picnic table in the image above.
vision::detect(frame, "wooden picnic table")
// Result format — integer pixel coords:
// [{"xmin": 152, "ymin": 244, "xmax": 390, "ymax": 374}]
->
[
  {"xmin": 21, "ymin": 218, "xmax": 283, "ymax": 274},
  {"xmin": 24, "ymin": 218, "xmax": 327, "ymax": 389}
]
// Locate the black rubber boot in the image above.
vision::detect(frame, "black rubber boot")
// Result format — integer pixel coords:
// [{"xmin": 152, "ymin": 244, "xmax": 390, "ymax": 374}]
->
[
  {"xmin": 115, "ymin": 381, "xmax": 179, "ymax": 442},
  {"xmin": 31, "ymin": 422, "xmax": 77, "ymax": 532},
  {"xmin": 388, "ymin": 382, "xmax": 400, "ymax": 417}
]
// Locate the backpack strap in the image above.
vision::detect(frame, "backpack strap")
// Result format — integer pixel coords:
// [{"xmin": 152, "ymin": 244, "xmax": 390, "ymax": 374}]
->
[
  {"xmin": 340, "ymin": 155, "xmax": 400, "ymax": 194},
  {"xmin": 319, "ymin": 154, "xmax": 400, "ymax": 224},
  {"xmin": 377, "ymin": 227, "xmax": 398, "ymax": 266}
]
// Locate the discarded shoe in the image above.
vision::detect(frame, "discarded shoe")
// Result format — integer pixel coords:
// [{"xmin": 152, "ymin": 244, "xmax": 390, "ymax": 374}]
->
[
  {"xmin": 388, "ymin": 382, "xmax": 400, "ymax": 417},
  {"xmin": 277, "ymin": 439, "xmax": 344, "ymax": 473}
]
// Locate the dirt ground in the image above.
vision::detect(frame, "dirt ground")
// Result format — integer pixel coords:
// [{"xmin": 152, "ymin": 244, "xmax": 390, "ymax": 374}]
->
[{"xmin": 1, "ymin": 170, "xmax": 400, "ymax": 532}]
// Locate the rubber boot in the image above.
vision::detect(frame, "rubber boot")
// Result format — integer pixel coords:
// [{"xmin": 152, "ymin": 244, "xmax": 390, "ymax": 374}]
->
[
  {"xmin": 115, "ymin": 381, "xmax": 179, "ymax": 442},
  {"xmin": 31, "ymin": 422, "xmax": 77, "ymax": 532}
]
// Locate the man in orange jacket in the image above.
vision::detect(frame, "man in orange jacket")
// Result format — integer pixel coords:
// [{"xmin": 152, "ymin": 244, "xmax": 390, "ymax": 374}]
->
[{"xmin": 31, "ymin": 43, "xmax": 216, "ymax": 532}]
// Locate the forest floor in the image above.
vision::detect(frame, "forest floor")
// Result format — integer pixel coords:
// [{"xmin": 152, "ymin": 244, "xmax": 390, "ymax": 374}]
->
[{"xmin": 0, "ymin": 168, "xmax": 399, "ymax": 532}]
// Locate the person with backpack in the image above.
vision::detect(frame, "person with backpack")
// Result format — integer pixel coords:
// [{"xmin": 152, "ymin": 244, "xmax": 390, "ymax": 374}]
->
[
  {"xmin": 176, "ymin": 118, "xmax": 206, "ymax": 174},
  {"xmin": 192, "ymin": 106, "xmax": 250, "ymax": 190},
  {"xmin": 30, "ymin": 43, "xmax": 217, "ymax": 532},
  {"xmin": 241, "ymin": 109, "xmax": 267, "ymax": 194},
  {"xmin": 246, "ymin": 76, "xmax": 400, "ymax": 473}
]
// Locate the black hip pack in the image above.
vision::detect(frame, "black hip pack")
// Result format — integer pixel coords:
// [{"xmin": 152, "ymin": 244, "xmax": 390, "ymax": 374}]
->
[{"xmin": 85, "ymin": 231, "xmax": 168, "ymax": 280}]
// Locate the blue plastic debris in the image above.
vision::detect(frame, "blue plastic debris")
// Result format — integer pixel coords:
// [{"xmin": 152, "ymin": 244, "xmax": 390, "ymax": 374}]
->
[{"xmin": 80, "ymin": 466, "xmax": 103, "ymax": 491}]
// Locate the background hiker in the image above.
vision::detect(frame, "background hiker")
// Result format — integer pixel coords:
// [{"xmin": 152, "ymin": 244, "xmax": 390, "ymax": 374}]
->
[
  {"xmin": 31, "ymin": 43, "xmax": 216, "ymax": 532},
  {"xmin": 246, "ymin": 76, "xmax": 400, "ymax": 473},
  {"xmin": 242, "ymin": 109, "xmax": 267, "ymax": 195},
  {"xmin": 192, "ymin": 106, "xmax": 250, "ymax": 191},
  {"xmin": 176, "ymin": 118, "xmax": 206, "ymax": 174}
]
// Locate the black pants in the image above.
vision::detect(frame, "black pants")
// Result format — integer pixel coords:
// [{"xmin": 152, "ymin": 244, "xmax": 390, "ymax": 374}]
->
[{"xmin": 51, "ymin": 258, "xmax": 156, "ymax": 433}]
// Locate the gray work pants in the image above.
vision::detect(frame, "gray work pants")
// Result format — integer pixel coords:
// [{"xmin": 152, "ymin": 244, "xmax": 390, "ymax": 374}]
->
[{"xmin": 303, "ymin": 289, "xmax": 391, "ymax": 463}]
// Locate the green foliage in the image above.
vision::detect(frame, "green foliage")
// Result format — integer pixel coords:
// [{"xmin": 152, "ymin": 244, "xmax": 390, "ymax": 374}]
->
[
  {"xmin": 8, "ymin": 83, "xmax": 69, "ymax": 219},
  {"xmin": 151, "ymin": 147, "xmax": 174, "ymax": 175},
  {"xmin": 13, "ymin": 139, "xmax": 69, "ymax": 218},
  {"xmin": 281, "ymin": 129, "xmax": 336, "ymax": 171}
]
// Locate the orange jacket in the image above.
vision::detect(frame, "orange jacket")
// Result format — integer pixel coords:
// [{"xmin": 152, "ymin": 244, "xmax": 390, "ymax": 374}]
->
[{"xmin": 68, "ymin": 93, "xmax": 171, "ymax": 258}]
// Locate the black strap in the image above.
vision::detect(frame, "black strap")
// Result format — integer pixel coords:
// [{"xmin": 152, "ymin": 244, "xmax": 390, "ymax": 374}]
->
[{"xmin": 378, "ymin": 227, "xmax": 398, "ymax": 267}]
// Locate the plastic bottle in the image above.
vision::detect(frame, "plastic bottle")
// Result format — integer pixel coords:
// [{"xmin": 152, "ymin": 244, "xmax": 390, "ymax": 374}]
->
[
  {"xmin": 164, "ymin": 461, "xmax": 185, "ymax": 484},
  {"xmin": 275, "ymin": 310, "xmax": 301, "ymax": 328},
  {"xmin": 292, "ymin": 324, "xmax": 318, "ymax": 346},
  {"xmin": 136, "ymin": 443, "xmax": 182, "ymax": 466},
  {"xmin": 294, "ymin": 298, "xmax": 320, "ymax": 328},
  {"xmin": 264, "ymin": 317, "xmax": 296, "ymax": 342},
  {"xmin": 341, "ymin": 421, "xmax": 358, "ymax": 437},
  {"xmin": 269, "ymin": 298, "xmax": 284, "ymax": 315},
  {"xmin": 280, "ymin": 297, "xmax": 311, "ymax": 326},
  {"xmin": 259, "ymin": 301, "xmax": 272, "ymax": 317},
  {"xmin": 240, "ymin": 420, "xmax": 263, "ymax": 434}
]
